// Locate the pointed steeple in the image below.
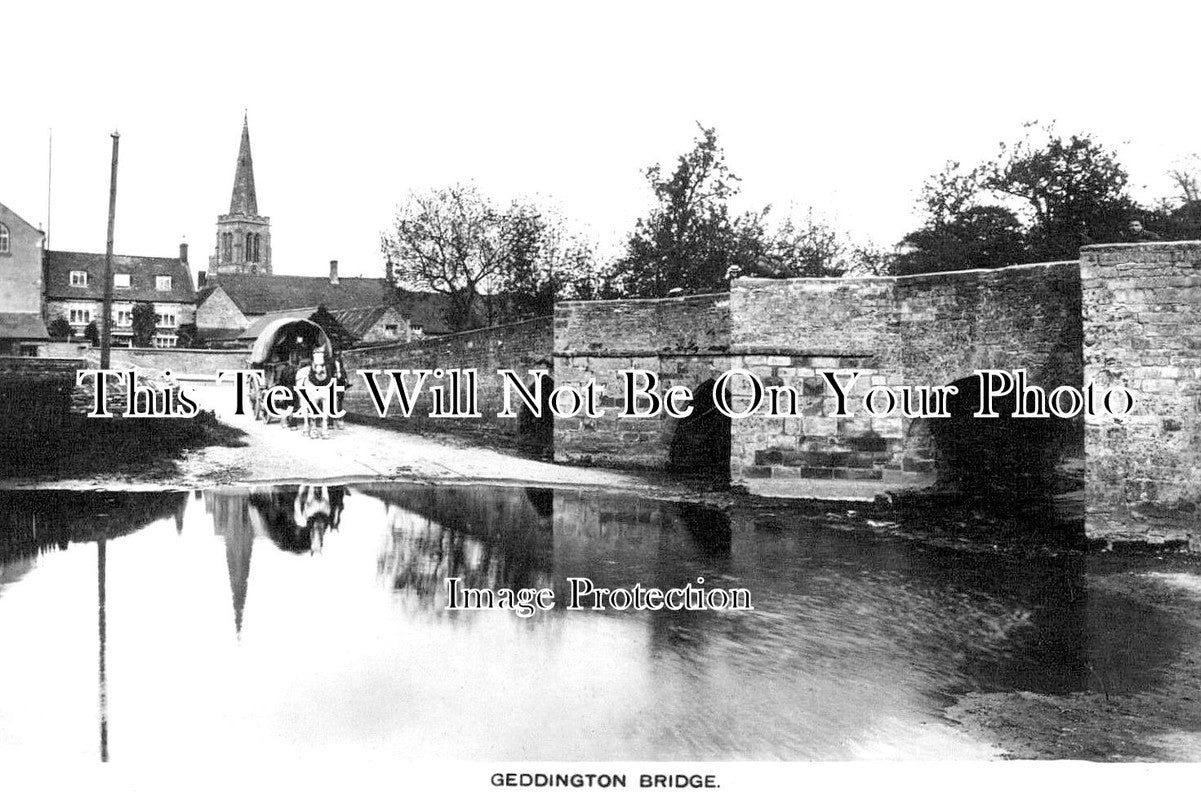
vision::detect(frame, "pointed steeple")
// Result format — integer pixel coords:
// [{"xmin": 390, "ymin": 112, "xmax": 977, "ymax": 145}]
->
[
  {"xmin": 211, "ymin": 113, "xmax": 271, "ymax": 275},
  {"xmin": 229, "ymin": 113, "xmax": 259, "ymax": 216}
]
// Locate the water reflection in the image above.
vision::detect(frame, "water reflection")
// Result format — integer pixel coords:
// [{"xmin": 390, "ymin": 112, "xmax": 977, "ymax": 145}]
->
[{"xmin": 0, "ymin": 484, "xmax": 1195, "ymax": 761}]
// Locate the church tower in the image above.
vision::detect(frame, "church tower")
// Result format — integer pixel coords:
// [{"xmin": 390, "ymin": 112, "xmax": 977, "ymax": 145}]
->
[{"xmin": 210, "ymin": 114, "xmax": 271, "ymax": 275}]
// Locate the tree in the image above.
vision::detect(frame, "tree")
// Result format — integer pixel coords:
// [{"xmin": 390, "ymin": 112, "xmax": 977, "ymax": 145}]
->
[
  {"xmin": 897, "ymin": 126, "xmax": 1143, "ymax": 272},
  {"xmin": 380, "ymin": 184, "xmax": 528, "ymax": 332},
  {"xmin": 895, "ymin": 204, "xmax": 1026, "ymax": 275},
  {"xmin": 175, "ymin": 322, "xmax": 202, "ymax": 349},
  {"xmin": 308, "ymin": 306, "xmax": 357, "ymax": 351},
  {"xmin": 82, "ymin": 320, "xmax": 100, "ymax": 346},
  {"xmin": 762, "ymin": 210, "xmax": 892, "ymax": 278},
  {"xmin": 48, "ymin": 317, "xmax": 72, "ymax": 341},
  {"xmin": 611, "ymin": 124, "xmax": 767, "ymax": 297},
  {"xmin": 495, "ymin": 207, "xmax": 603, "ymax": 319},
  {"xmin": 987, "ymin": 124, "xmax": 1136, "ymax": 259},
  {"xmin": 131, "ymin": 302, "xmax": 157, "ymax": 347}
]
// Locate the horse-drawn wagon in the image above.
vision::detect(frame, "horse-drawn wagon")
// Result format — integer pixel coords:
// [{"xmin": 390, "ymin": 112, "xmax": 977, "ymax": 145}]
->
[{"xmin": 245, "ymin": 317, "xmax": 335, "ymax": 423}]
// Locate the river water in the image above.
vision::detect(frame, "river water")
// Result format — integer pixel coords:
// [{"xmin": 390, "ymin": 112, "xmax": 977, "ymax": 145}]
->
[{"xmin": 0, "ymin": 484, "xmax": 1192, "ymax": 762}]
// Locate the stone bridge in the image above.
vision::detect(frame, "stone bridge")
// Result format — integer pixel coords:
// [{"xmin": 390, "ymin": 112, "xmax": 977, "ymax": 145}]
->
[{"xmin": 340, "ymin": 242, "xmax": 1201, "ymax": 545}]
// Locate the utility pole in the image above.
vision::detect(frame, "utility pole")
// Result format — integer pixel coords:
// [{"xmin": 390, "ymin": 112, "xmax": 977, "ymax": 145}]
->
[{"xmin": 100, "ymin": 132, "xmax": 119, "ymax": 370}]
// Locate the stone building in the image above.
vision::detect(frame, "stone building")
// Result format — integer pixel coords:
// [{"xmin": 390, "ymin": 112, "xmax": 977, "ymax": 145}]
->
[
  {"xmin": 0, "ymin": 200, "xmax": 50, "ymax": 354},
  {"xmin": 43, "ymin": 244, "xmax": 196, "ymax": 347},
  {"xmin": 209, "ymin": 114, "xmax": 271, "ymax": 276}
]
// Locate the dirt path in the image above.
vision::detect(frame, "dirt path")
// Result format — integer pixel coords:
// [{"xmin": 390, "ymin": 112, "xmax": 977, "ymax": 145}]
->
[{"xmin": 0, "ymin": 381, "xmax": 658, "ymax": 492}]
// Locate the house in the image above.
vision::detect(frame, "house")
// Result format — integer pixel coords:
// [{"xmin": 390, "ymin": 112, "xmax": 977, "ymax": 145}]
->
[
  {"xmin": 197, "ymin": 261, "xmax": 453, "ymax": 342},
  {"xmin": 43, "ymin": 243, "xmax": 197, "ymax": 347},
  {"xmin": 0, "ymin": 200, "xmax": 50, "ymax": 355}
]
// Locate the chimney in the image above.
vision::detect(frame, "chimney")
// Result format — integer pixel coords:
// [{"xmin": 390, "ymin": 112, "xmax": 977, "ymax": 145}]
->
[
  {"xmin": 197, "ymin": 270, "xmax": 207, "ymax": 288},
  {"xmin": 329, "ymin": 259, "xmax": 340, "ymax": 285},
  {"xmin": 179, "ymin": 241, "xmax": 189, "ymax": 264}
]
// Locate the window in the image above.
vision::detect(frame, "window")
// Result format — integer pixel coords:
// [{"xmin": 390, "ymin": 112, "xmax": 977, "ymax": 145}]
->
[
  {"xmin": 156, "ymin": 275, "xmax": 172, "ymax": 291},
  {"xmin": 384, "ymin": 324, "xmax": 399, "ymax": 335},
  {"xmin": 152, "ymin": 335, "xmax": 178, "ymax": 348},
  {"xmin": 0, "ymin": 224, "xmax": 9, "ymax": 254},
  {"xmin": 155, "ymin": 312, "xmax": 177, "ymax": 328},
  {"xmin": 70, "ymin": 270, "xmax": 89, "ymax": 286},
  {"xmin": 222, "ymin": 232, "xmax": 232, "ymax": 262},
  {"xmin": 69, "ymin": 307, "xmax": 92, "ymax": 324},
  {"xmin": 253, "ymin": 233, "xmax": 261, "ymax": 262},
  {"xmin": 114, "ymin": 273, "xmax": 131, "ymax": 289},
  {"xmin": 115, "ymin": 308, "xmax": 133, "ymax": 327},
  {"xmin": 19, "ymin": 345, "xmax": 39, "ymax": 357}
]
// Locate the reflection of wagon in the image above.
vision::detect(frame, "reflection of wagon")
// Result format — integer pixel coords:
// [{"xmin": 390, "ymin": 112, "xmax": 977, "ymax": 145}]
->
[{"xmin": 245, "ymin": 318, "xmax": 335, "ymax": 422}]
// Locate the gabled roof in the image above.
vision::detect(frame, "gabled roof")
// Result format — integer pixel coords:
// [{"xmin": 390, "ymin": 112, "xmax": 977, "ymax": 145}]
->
[
  {"xmin": 0, "ymin": 312, "xmax": 50, "ymax": 340},
  {"xmin": 230, "ymin": 305, "xmax": 405, "ymax": 342},
  {"xmin": 44, "ymin": 250, "xmax": 196, "ymax": 303},
  {"xmin": 329, "ymin": 306, "xmax": 388, "ymax": 338},
  {"xmin": 205, "ymin": 274, "xmax": 392, "ymax": 315},
  {"xmin": 0, "ymin": 201, "xmax": 43, "ymax": 236}
]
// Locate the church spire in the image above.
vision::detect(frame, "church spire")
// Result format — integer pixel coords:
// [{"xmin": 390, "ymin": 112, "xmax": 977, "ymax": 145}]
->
[
  {"xmin": 211, "ymin": 113, "xmax": 271, "ymax": 275},
  {"xmin": 229, "ymin": 114, "xmax": 258, "ymax": 216}
]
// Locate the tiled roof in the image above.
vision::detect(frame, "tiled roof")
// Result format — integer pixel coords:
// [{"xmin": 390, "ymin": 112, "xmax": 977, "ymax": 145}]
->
[
  {"xmin": 44, "ymin": 250, "xmax": 196, "ymax": 303},
  {"xmin": 231, "ymin": 305, "xmax": 405, "ymax": 342},
  {"xmin": 206, "ymin": 274, "xmax": 393, "ymax": 315},
  {"xmin": 329, "ymin": 306, "xmax": 388, "ymax": 338},
  {"xmin": 204, "ymin": 275, "xmax": 454, "ymax": 335},
  {"xmin": 0, "ymin": 312, "xmax": 50, "ymax": 340}
]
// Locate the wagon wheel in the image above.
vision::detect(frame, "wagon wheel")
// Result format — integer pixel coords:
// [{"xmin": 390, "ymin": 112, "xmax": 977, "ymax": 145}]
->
[{"xmin": 247, "ymin": 373, "xmax": 266, "ymax": 422}]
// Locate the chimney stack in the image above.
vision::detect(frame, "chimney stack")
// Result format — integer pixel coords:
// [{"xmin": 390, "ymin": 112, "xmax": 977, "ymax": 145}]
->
[
  {"xmin": 329, "ymin": 259, "xmax": 340, "ymax": 285},
  {"xmin": 180, "ymin": 241, "xmax": 189, "ymax": 264}
]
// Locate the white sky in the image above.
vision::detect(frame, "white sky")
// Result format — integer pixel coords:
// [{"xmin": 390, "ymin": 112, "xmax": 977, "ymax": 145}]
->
[{"xmin": 3, "ymin": 0, "xmax": 1199, "ymax": 283}]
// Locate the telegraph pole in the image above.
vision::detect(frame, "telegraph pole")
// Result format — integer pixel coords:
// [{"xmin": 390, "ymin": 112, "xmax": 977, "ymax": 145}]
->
[{"xmin": 100, "ymin": 132, "xmax": 120, "ymax": 370}]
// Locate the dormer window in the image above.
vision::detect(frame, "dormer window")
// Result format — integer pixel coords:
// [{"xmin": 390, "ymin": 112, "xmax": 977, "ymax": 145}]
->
[
  {"xmin": 156, "ymin": 275, "xmax": 172, "ymax": 291},
  {"xmin": 0, "ymin": 224, "xmax": 9, "ymax": 254},
  {"xmin": 70, "ymin": 270, "xmax": 89, "ymax": 287},
  {"xmin": 114, "ymin": 273, "xmax": 131, "ymax": 289}
]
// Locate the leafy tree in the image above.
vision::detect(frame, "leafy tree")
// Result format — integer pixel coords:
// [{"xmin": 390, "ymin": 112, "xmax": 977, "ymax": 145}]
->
[
  {"xmin": 496, "ymin": 208, "xmax": 603, "ymax": 319},
  {"xmin": 380, "ymin": 184, "xmax": 528, "ymax": 331},
  {"xmin": 131, "ymin": 302, "xmax": 157, "ymax": 347},
  {"xmin": 895, "ymin": 204, "xmax": 1026, "ymax": 276},
  {"xmin": 898, "ymin": 126, "xmax": 1144, "ymax": 272},
  {"xmin": 83, "ymin": 320, "xmax": 100, "ymax": 346},
  {"xmin": 175, "ymin": 322, "xmax": 202, "ymax": 349},
  {"xmin": 308, "ymin": 305, "xmax": 358, "ymax": 351},
  {"xmin": 381, "ymin": 186, "xmax": 602, "ymax": 329},
  {"xmin": 48, "ymin": 317, "xmax": 73, "ymax": 341},
  {"xmin": 611, "ymin": 124, "xmax": 767, "ymax": 297},
  {"xmin": 987, "ymin": 124, "xmax": 1136, "ymax": 259}
]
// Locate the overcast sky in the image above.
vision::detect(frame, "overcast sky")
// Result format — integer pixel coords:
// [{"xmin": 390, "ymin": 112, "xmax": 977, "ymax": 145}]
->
[{"xmin": 3, "ymin": 0, "xmax": 1199, "ymax": 283}]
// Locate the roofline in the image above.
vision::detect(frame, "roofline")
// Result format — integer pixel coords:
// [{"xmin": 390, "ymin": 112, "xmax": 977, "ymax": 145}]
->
[
  {"xmin": 45, "ymin": 248, "xmax": 187, "ymax": 262},
  {"xmin": 0, "ymin": 201, "xmax": 45, "ymax": 235}
]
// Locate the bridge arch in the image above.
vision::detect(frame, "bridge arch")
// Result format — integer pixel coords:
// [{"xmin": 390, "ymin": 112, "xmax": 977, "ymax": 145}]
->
[{"xmin": 667, "ymin": 377, "xmax": 731, "ymax": 476}]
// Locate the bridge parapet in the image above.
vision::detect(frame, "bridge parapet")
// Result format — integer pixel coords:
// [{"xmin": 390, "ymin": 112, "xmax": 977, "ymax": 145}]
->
[{"xmin": 1082, "ymin": 242, "xmax": 1201, "ymax": 544}]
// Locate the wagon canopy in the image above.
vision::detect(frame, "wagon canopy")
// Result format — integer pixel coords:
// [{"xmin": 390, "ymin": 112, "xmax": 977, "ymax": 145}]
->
[{"xmin": 247, "ymin": 317, "xmax": 334, "ymax": 366}]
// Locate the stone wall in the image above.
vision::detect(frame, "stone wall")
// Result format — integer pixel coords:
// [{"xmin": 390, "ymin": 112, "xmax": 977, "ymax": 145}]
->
[
  {"xmin": 1082, "ymin": 242, "xmax": 1201, "ymax": 544},
  {"xmin": 83, "ymin": 346, "xmax": 251, "ymax": 378},
  {"xmin": 728, "ymin": 262, "xmax": 1082, "ymax": 486},
  {"xmin": 553, "ymin": 293, "xmax": 731, "ymax": 468},
  {"xmin": 342, "ymin": 317, "xmax": 553, "ymax": 441}
]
